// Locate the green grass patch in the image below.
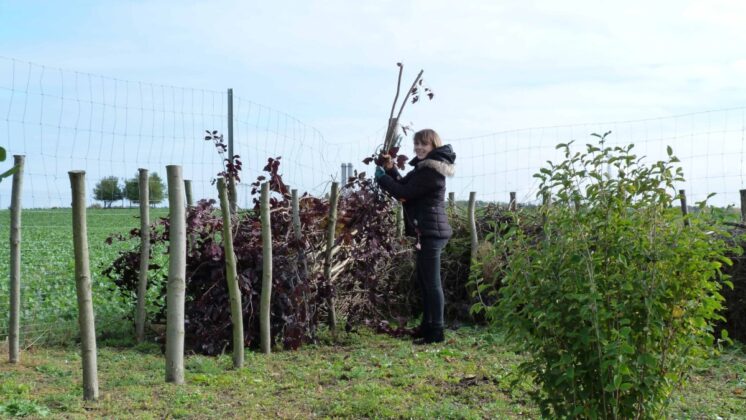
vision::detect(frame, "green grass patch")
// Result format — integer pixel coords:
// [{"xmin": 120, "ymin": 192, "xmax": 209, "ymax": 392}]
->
[{"xmin": 1, "ymin": 326, "xmax": 743, "ymax": 418}]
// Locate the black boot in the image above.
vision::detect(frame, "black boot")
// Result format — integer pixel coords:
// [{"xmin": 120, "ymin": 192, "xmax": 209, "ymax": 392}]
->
[
  {"xmin": 411, "ymin": 322, "xmax": 429, "ymax": 339},
  {"xmin": 414, "ymin": 326, "xmax": 444, "ymax": 345}
]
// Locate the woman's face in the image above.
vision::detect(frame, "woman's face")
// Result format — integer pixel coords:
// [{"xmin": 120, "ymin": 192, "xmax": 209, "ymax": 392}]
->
[{"xmin": 414, "ymin": 140, "xmax": 434, "ymax": 160}]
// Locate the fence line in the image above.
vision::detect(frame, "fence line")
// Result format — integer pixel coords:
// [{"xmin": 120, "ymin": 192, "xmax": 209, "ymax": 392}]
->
[
  {"xmin": 447, "ymin": 107, "xmax": 746, "ymax": 207},
  {"xmin": 3, "ymin": 56, "xmax": 746, "ymax": 346}
]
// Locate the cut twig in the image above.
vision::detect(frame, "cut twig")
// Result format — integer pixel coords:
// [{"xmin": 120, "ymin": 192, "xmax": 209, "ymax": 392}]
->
[
  {"xmin": 389, "ymin": 63, "xmax": 404, "ymax": 121},
  {"xmin": 395, "ymin": 69, "xmax": 424, "ymax": 122}
]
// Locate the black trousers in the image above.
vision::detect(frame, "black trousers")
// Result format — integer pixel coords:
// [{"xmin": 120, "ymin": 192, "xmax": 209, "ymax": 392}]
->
[{"xmin": 416, "ymin": 237, "xmax": 449, "ymax": 329}]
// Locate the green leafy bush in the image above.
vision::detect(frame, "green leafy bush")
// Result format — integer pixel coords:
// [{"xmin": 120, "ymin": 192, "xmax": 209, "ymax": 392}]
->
[{"xmin": 473, "ymin": 133, "xmax": 736, "ymax": 418}]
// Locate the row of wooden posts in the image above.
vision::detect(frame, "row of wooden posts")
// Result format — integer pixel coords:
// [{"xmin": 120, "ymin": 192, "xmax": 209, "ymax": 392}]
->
[
  {"xmin": 7, "ymin": 154, "xmax": 731, "ymax": 401},
  {"xmin": 5, "ymin": 156, "xmax": 343, "ymax": 401}
]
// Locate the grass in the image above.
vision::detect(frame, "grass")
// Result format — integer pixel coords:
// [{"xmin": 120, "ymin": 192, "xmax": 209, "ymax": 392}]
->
[
  {"xmin": 2, "ymin": 208, "xmax": 746, "ymax": 417},
  {"xmin": 1, "ymin": 327, "xmax": 745, "ymax": 418}
]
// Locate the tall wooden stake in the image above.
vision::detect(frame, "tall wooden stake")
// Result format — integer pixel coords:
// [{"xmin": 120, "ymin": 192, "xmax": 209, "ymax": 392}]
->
[
  {"xmin": 136, "ymin": 168, "xmax": 150, "ymax": 343},
  {"xmin": 509, "ymin": 192, "xmax": 517, "ymax": 211},
  {"xmin": 8, "ymin": 155, "xmax": 24, "ymax": 363},
  {"xmin": 679, "ymin": 189, "xmax": 690, "ymax": 227},
  {"xmin": 218, "ymin": 178, "xmax": 244, "ymax": 367},
  {"xmin": 260, "ymin": 182, "xmax": 272, "ymax": 354},
  {"xmin": 68, "ymin": 170, "xmax": 99, "ymax": 401},
  {"xmin": 324, "ymin": 182, "xmax": 340, "ymax": 336},
  {"xmin": 468, "ymin": 192, "xmax": 478, "ymax": 263},
  {"xmin": 165, "ymin": 165, "xmax": 186, "ymax": 384},
  {"xmin": 227, "ymin": 88, "xmax": 237, "ymax": 215},
  {"xmin": 184, "ymin": 179, "xmax": 193, "ymax": 208}
]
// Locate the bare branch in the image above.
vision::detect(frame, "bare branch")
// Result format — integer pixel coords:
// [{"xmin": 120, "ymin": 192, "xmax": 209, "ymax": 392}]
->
[
  {"xmin": 395, "ymin": 69, "xmax": 424, "ymax": 122},
  {"xmin": 389, "ymin": 63, "xmax": 404, "ymax": 121}
]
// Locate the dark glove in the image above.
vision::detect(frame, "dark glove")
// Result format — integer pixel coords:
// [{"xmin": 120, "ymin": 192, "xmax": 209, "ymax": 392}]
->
[{"xmin": 374, "ymin": 166, "xmax": 385, "ymax": 180}]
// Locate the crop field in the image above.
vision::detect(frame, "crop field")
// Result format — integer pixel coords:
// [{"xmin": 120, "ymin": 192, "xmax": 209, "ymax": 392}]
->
[{"xmin": 0, "ymin": 208, "xmax": 170, "ymax": 345}]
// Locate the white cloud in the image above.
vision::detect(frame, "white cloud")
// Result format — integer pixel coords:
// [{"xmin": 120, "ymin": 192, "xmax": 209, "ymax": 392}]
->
[{"xmin": 2, "ymin": 0, "xmax": 746, "ymax": 206}]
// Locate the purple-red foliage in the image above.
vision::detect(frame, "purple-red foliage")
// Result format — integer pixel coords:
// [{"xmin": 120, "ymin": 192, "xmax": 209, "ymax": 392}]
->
[
  {"xmin": 205, "ymin": 130, "xmax": 242, "ymax": 183},
  {"xmin": 104, "ymin": 157, "xmax": 415, "ymax": 355}
]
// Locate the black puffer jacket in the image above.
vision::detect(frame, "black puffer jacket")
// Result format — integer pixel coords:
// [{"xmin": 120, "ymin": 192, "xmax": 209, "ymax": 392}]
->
[{"xmin": 377, "ymin": 145, "xmax": 456, "ymax": 239}]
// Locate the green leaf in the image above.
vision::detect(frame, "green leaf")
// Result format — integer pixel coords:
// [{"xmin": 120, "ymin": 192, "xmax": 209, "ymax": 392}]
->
[
  {"xmin": 0, "ymin": 146, "xmax": 6, "ymax": 161},
  {"xmin": 0, "ymin": 165, "xmax": 18, "ymax": 181},
  {"xmin": 619, "ymin": 382, "xmax": 634, "ymax": 392},
  {"xmin": 666, "ymin": 145, "xmax": 673, "ymax": 156}
]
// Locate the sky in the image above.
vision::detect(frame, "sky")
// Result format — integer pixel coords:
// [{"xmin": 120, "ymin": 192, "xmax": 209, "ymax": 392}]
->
[{"xmin": 1, "ymin": 0, "xmax": 746, "ymax": 207}]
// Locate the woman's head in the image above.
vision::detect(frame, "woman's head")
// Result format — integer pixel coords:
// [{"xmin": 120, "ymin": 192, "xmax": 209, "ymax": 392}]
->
[{"xmin": 413, "ymin": 129, "xmax": 442, "ymax": 160}]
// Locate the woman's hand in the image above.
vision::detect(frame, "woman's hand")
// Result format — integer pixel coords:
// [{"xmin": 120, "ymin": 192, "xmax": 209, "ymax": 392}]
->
[
  {"xmin": 381, "ymin": 154, "xmax": 394, "ymax": 170},
  {"xmin": 374, "ymin": 166, "xmax": 385, "ymax": 180}
]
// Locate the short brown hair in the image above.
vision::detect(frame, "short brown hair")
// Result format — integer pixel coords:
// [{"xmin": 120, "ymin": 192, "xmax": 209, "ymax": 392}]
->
[{"xmin": 413, "ymin": 129, "xmax": 443, "ymax": 148}]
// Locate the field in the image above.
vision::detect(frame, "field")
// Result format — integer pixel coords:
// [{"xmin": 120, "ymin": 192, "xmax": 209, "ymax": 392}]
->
[
  {"xmin": 1, "ymin": 209, "xmax": 746, "ymax": 418},
  {"xmin": 0, "ymin": 208, "xmax": 170, "ymax": 344}
]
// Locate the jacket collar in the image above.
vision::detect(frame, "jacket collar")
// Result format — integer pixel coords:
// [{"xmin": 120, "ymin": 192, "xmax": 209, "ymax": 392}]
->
[
  {"xmin": 409, "ymin": 144, "xmax": 456, "ymax": 177},
  {"xmin": 417, "ymin": 159, "xmax": 455, "ymax": 177}
]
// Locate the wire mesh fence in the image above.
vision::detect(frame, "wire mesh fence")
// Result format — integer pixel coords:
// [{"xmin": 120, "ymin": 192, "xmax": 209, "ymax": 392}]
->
[
  {"xmin": 448, "ymin": 108, "xmax": 746, "ymax": 207},
  {"xmin": 2, "ymin": 56, "xmax": 746, "ymax": 346}
]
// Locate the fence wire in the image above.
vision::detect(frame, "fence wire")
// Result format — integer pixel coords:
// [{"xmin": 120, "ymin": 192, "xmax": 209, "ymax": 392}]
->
[{"xmin": 2, "ymin": 56, "xmax": 746, "ymax": 346}]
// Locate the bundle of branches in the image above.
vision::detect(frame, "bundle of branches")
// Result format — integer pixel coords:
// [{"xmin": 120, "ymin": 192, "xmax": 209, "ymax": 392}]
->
[
  {"xmin": 105, "ymin": 158, "xmax": 329, "ymax": 353},
  {"xmin": 104, "ymin": 158, "xmax": 420, "ymax": 353},
  {"xmin": 364, "ymin": 63, "xmax": 434, "ymax": 169},
  {"xmin": 333, "ymin": 174, "xmax": 416, "ymax": 334}
]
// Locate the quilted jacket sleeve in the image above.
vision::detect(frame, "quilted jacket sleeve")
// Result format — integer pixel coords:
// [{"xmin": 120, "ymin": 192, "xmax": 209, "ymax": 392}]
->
[
  {"xmin": 385, "ymin": 166, "xmax": 402, "ymax": 180},
  {"xmin": 376, "ymin": 169, "xmax": 442, "ymax": 201}
]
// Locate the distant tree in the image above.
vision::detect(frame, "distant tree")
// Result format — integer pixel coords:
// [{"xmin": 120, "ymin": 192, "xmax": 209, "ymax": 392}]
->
[
  {"xmin": 93, "ymin": 176, "xmax": 123, "ymax": 208},
  {"xmin": 124, "ymin": 176, "xmax": 139, "ymax": 205},
  {"xmin": 149, "ymin": 172, "xmax": 166, "ymax": 207},
  {"xmin": 123, "ymin": 172, "xmax": 167, "ymax": 207}
]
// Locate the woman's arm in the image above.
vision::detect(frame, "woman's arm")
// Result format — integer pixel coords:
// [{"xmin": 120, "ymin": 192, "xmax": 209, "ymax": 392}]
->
[
  {"xmin": 376, "ymin": 169, "xmax": 441, "ymax": 201},
  {"xmin": 385, "ymin": 166, "xmax": 402, "ymax": 180}
]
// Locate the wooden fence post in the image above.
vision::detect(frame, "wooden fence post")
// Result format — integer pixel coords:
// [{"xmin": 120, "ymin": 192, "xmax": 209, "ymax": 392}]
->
[
  {"xmin": 324, "ymin": 182, "xmax": 340, "ymax": 336},
  {"xmin": 165, "ymin": 165, "xmax": 186, "ymax": 384},
  {"xmin": 8, "ymin": 155, "xmax": 24, "ymax": 363},
  {"xmin": 260, "ymin": 181, "xmax": 272, "ymax": 354},
  {"xmin": 396, "ymin": 203, "xmax": 404, "ymax": 237},
  {"xmin": 227, "ymin": 88, "xmax": 238, "ymax": 215},
  {"xmin": 468, "ymin": 191, "xmax": 478, "ymax": 262},
  {"xmin": 679, "ymin": 189, "xmax": 690, "ymax": 227},
  {"xmin": 68, "ymin": 170, "xmax": 99, "ymax": 401},
  {"xmin": 448, "ymin": 192, "xmax": 455, "ymax": 215},
  {"xmin": 740, "ymin": 189, "xmax": 746, "ymax": 222},
  {"xmin": 184, "ymin": 179, "xmax": 193, "ymax": 208},
  {"xmin": 509, "ymin": 192, "xmax": 517, "ymax": 212},
  {"xmin": 290, "ymin": 189, "xmax": 311, "ymax": 320},
  {"xmin": 217, "ymin": 178, "xmax": 244, "ymax": 367},
  {"xmin": 135, "ymin": 168, "xmax": 150, "ymax": 343},
  {"xmin": 291, "ymin": 189, "xmax": 302, "ymax": 241}
]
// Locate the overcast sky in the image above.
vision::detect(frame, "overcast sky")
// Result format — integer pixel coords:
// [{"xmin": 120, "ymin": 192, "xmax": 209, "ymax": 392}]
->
[
  {"xmin": 3, "ymin": 0, "xmax": 745, "ymax": 137},
  {"xmin": 1, "ymin": 0, "xmax": 746, "ymax": 206}
]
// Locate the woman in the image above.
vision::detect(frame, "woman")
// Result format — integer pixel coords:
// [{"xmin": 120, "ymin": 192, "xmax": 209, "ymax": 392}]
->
[{"xmin": 374, "ymin": 129, "xmax": 455, "ymax": 344}]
